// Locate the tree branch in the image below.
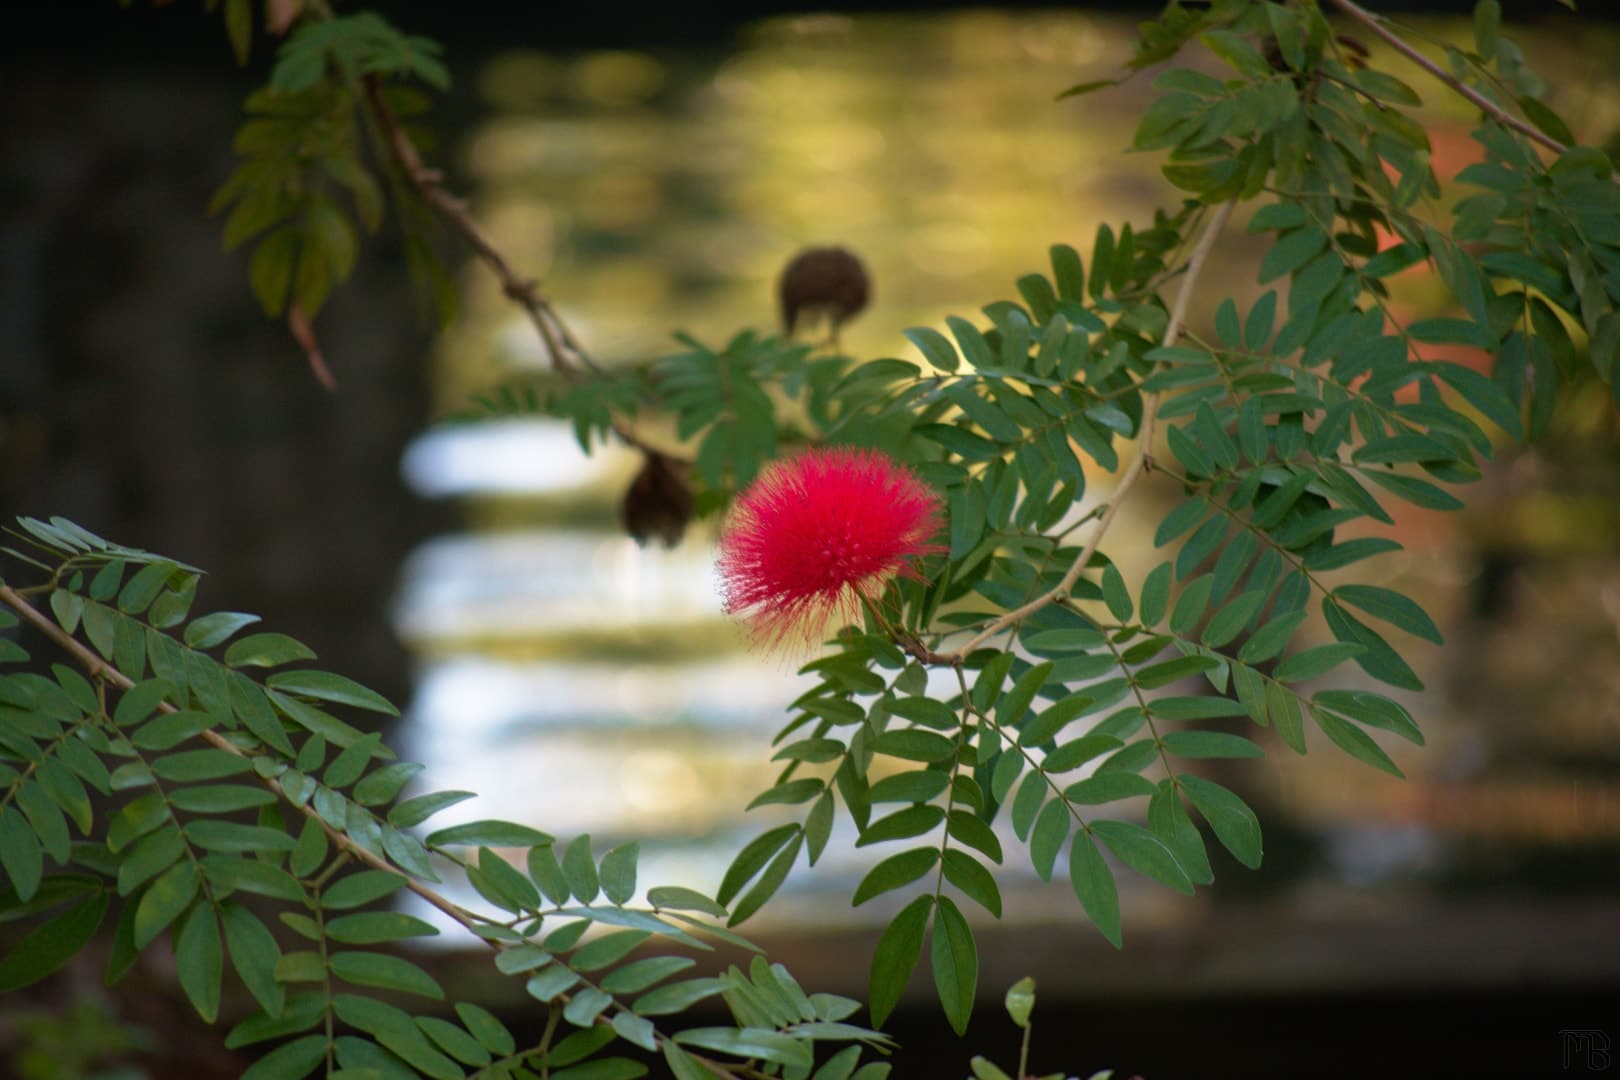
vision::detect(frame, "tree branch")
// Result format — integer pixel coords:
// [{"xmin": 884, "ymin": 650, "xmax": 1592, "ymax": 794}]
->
[
  {"xmin": 0, "ymin": 582, "xmax": 481, "ymax": 927},
  {"xmin": 942, "ymin": 199, "xmax": 1236, "ymax": 661},
  {"xmin": 363, "ymin": 77, "xmax": 681, "ymax": 466},
  {"xmin": 0, "ymin": 580, "xmax": 758, "ymax": 1079},
  {"xmin": 362, "ymin": 77, "xmax": 600, "ymax": 377},
  {"xmin": 1326, "ymin": 0, "xmax": 1567, "ymax": 155}
]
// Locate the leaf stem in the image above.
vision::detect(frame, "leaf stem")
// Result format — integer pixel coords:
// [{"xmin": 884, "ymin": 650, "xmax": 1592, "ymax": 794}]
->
[
  {"xmin": 1325, "ymin": 0, "xmax": 1566, "ymax": 154},
  {"xmin": 0, "ymin": 581, "xmax": 759, "ymax": 1080},
  {"xmin": 942, "ymin": 200, "xmax": 1237, "ymax": 661},
  {"xmin": 360, "ymin": 77, "xmax": 599, "ymax": 377},
  {"xmin": 0, "ymin": 582, "xmax": 478, "ymax": 929}
]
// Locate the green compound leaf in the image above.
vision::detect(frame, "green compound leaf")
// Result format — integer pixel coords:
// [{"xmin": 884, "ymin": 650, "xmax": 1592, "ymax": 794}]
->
[
  {"xmin": 527, "ymin": 842, "xmax": 572, "ymax": 905},
  {"xmin": 571, "ymin": 929, "xmax": 651, "ymax": 972},
  {"xmin": 868, "ymin": 894, "xmax": 933, "ymax": 1027},
  {"xmin": 324, "ymin": 912, "xmax": 440, "ymax": 945},
  {"xmin": 1068, "ymin": 830, "xmax": 1121, "ymax": 948},
  {"xmin": 717, "ymin": 824, "xmax": 798, "ymax": 908},
  {"xmin": 266, "ymin": 670, "xmax": 399, "ymax": 716},
  {"xmin": 1063, "ymin": 772, "xmax": 1156, "ymax": 804},
  {"xmin": 1273, "ymin": 642, "xmax": 1365, "ymax": 683},
  {"xmin": 1148, "ymin": 782, "xmax": 1212, "ymax": 887},
  {"xmin": 634, "ymin": 976, "xmax": 728, "ymax": 1017},
  {"xmin": 175, "ymin": 903, "xmax": 223, "ymax": 1022},
  {"xmin": 868, "ymin": 729, "xmax": 957, "ymax": 763},
  {"xmin": 322, "ymin": 870, "xmax": 408, "ymax": 910},
  {"xmin": 557, "ymin": 990, "xmax": 609, "ymax": 1029},
  {"xmin": 330, "ymin": 950, "xmax": 445, "ymax": 999},
  {"xmin": 352, "ymin": 762, "xmax": 424, "ymax": 807},
  {"xmin": 288, "ymin": 818, "xmax": 327, "ymax": 879},
  {"xmin": 1312, "ymin": 707, "xmax": 1405, "ymax": 777},
  {"xmin": 611, "ymin": 1011, "xmax": 658, "ymax": 1054},
  {"xmin": 664, "ymin": 1041, "xmax": 721, "ymax": 1080},
  {"xmin": 600, "ymin": 955, "xmax": 697, "ymax": 995},
  {"xmin": 648, "ymin": 886, "xmax": 727, "ymax": 918},
  {"xmin": 323, "ymin": 732, "xmax": 382, "ymax": 790},
  {"xmin": 1313, "ymin": 689, "xmax": 1423, "ymax": 745},
  {"xmin": 1021, "ymin": 694, "xmax": 1098, "ymax": 747},
  {"xmin": 224, "ymin": 632, "xmax": 317, "ymax": 669},
  {"xmin": 730, "ymin": 832, "xmax": 802, "ymax": 926},
  {"xmin": 857, "ymin": 805, "xmax": 945, "ymax": 848},
  {"xmin": 1330, "ymin": 584, "xmax": 1443, "ymax": 645},
  {"xmin": 225, "ymin": 991, "xmax": 324, "ymax": 1050},
  {"xmin": 1177, "ymin": 774, "xmax": 1263, "ymax": 868},
  {"xmin": 941, "ymin": 849, "xmax": 1002, "ymax": 917},
  {"xmin": 675, "ymin": 1028, "xmax": 811, "ymax": 1070},
  {"xmin": 1092, "ymin": 819, "xmax": 1194, "ymax": 895},
  {"xmin": 416, "ymin": 1016, "xmax": 492, "ymax": 1067},
  {"xmin": 170, "ymin": 784, "xmax": 278, "ymax": 814},
  {"xmin": 223, "ymin": 902, "xmax": 285, "ymax": 1017},
  {"xmin": 113, "ymin": 678, "xmax": 173, "ymax": 729},
  {"xmin": 853, "ymin": 847, "xmax": 938, "ymax": 906},
  {"xmin": 332, "ymin": 993, "xmax": 460, "ymax": 1079},
  {"xmin": 1029, "ymin": 798, "xmax": 1070, "ymax": 881},
  {"xmin": 388, "ymin": 790, "xmax": 475, "ymax": 829},
  {"xmin": 1159, "ymin": 731, "xmax": 1264, "ymax": 759},
  {"xmin": 1323, "ymin": 602, "xmax": 1425, "ymax": 692},
  {"xmin": 184, "ymin": 611, "xmax": 262, "ymax": 650},
  {"xmin": 425, "ymin": 819, "xmax": 552, "ymax": 849},
  {"xmin": 116, "ymin": 825, "xmax": 184, "ymax": 896},
  {"xmin": 561, "ymin": 834, "xmax": 601, "ymax": 904},
  {"xmin": 0, "ymin": 889, "xmax": 109, "ymax": 991},
  {"xmin": 456, "ymin": 1002, "xmax": 515, "ymax": 1056},
  {"xmin": 133, "ymin": 861, "xmax": 198, "ymax": 949},
  {"xmin": 184, "ymin": 821, "xmax": 298, "ymax": 854},
  {"xmin": 472, "ymin": 847, "xmax": 540, "ymax": 913},
  {"xmin": 995, "ymin": 661, "xmax": 1053, "ymax": 730},
  {"xmin": 930, "ymin": 895, "xmax": 978, "ymax": 1036},
  {"xmin": 150, "ymin": 749, "xmax": 254, "ymax": 783},
  {"xmin": 239, "ymin": 1033, "xmax": 327, "ymax": 1080}
]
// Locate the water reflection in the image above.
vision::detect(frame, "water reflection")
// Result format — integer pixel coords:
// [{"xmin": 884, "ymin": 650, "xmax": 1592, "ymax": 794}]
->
[
  {"xmin": 402, "ymin": 419, "xmax": 618, "ymax": 496},
  {"xmin": 396, "ymin": 529, "xmax": 721, "ymax": 640},
  {"xmin": 394, "ymin": 9, "xmax": 1620, "ymax": 943}
]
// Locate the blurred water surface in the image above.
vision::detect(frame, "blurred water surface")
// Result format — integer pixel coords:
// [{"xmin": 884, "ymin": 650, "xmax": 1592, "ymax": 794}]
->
[{"xmin": 392, "ymin": 8, "xmax": 1620, "ymax": 967}]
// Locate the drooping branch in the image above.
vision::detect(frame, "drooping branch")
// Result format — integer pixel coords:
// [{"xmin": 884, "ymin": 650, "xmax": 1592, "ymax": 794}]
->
[
  {"xmin": 0, "ymin": 582, "xmax": 481, "ymax": 928},
  {"xmin": 942, "ymin": 199, "xmax": 1237, "ymax": 661},
  {"xmin": 362, "ymin": 76, "xmax": 602, "ymax": 378},
  {"xmin": 0, "ymin": 582, "xmax": 760, "ymax": 1080},
  {"xmin": 1327, "ymin": 0, "xmax": 1567, "ymax": 155},
  {"xmin": 363, "ymin": 77, "xmax": 682, "ymax": 468}
]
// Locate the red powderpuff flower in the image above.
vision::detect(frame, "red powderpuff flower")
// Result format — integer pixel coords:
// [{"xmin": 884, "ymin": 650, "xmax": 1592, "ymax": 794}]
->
[{"xmin": 718, "ymin": 447, "xmax": 945, "ymax": 650}]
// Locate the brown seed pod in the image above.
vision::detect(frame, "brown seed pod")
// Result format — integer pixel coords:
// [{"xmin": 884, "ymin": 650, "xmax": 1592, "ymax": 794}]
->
[
  {"xmin": 778, "ymin": 246, "xmax": 871, "ymax": 343},
  {"xmin": 620, "ymin": 450, "xmax": 693, "ymax": 548}
]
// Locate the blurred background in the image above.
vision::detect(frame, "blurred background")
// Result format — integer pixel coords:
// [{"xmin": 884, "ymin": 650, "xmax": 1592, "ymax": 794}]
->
[{"xmin": 2, "ymin": 3, "xmax": 1618, "ymax": 1077}]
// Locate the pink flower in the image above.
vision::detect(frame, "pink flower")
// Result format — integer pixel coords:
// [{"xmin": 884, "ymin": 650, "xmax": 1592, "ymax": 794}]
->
[{"xmin": 718, "ymin": 447, "xmax": 945, "ymax": 650}]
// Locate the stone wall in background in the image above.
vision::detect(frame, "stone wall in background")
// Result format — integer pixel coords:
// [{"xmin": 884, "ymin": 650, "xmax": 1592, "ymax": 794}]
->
[{"xmin": 0, "ymin": 61, "xmax": 454, "ymax": 706}]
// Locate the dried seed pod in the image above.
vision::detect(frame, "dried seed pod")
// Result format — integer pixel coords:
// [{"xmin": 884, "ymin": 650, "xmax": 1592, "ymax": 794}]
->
[
  {"xmin": 778, "ymin": 246, "xmax": 870, "ymax": 343},
  {"xmin": 621, "ymin": 450, "xmax": 693, "ymax": 548}
]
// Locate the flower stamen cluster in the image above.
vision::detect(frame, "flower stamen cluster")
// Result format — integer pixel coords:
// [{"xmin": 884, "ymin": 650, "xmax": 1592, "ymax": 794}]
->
[{"xmin": 717, "ymin": 447, "xmax": 945, "ymax": 651}]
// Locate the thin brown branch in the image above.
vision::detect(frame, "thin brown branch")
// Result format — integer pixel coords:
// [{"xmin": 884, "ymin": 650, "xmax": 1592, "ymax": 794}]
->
[
  {"xmin": 941, "ymin": 200, "xmax": 1236, "ymax": 662},
  {"xmin": 289, "ymin": 301, "xmax": 339, "ymax": 392},
  {"xmin": 363, "ymin": 76, "xmax": 679, "ymax": 464},
  {"xmin": 1326, "ymin": 0, "xmax": 1567, "ymax": 155},
  {"xmin": 362, "ymin": 76, "xmax": 595, "ymax": 376}
]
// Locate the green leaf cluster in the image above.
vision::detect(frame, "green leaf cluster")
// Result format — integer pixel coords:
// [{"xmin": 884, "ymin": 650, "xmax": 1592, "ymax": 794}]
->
[{"xmin": 1, "ymin": 525, "xmax": 893, "ymax": 1079}]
